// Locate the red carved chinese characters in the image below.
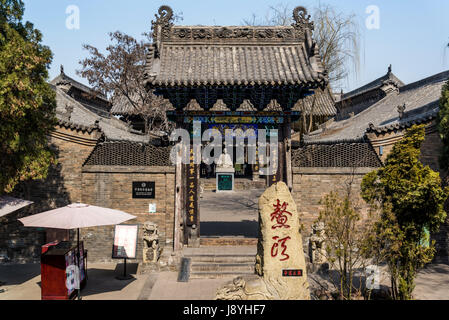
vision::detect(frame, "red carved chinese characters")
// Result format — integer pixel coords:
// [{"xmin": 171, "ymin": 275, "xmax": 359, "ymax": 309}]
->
[
  {"xmin": 271, "ymin": 236, "xmax": 291, "ymax": 261},
  {"xmin": 270, "ymin": 199, "xmax": 292, "ymax": 229}
]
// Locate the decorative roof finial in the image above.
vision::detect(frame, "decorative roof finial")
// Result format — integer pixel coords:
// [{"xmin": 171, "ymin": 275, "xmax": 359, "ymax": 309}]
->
[
  {"xmin": 151, "ymin": 5, "xmax": 174, "ymax": 46},
  {"xmin": 292, "ymin": 6, "xmax": 314, "ymax": 30},
  {"xmin": 397, "ymin": 103, "xmax": 406, "ymax": 119},
  {"xmin": 388, "ymin": 64, "xmax": 392, "ymax": 74},
  {"xmin": 60, "ymin": 64, "xmax": 64, "ymax": 74}
]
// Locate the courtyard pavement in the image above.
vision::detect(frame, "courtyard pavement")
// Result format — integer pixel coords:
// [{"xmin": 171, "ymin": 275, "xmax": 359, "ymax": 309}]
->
[
  {"xmin": 1, "ymin": 260, "xmax": 448, "ymax": 300},
  {"xmin": 200, "ymin": 189, "xmax": 263, "ymax": 238},
  {"xmin": 1, "ymin": 190, "xmax": 448, "ymax": 300}
]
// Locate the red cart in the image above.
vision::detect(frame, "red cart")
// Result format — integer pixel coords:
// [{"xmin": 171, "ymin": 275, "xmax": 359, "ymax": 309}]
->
[{"xmin": 41, "ymin": 241, "xmax": 87, "ymax": 300}]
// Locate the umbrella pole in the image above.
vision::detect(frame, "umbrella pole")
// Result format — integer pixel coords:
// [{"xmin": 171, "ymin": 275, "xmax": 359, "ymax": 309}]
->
[{"xmin": 77, "ymin": 228, "xmax": 81, "ymax": 300}]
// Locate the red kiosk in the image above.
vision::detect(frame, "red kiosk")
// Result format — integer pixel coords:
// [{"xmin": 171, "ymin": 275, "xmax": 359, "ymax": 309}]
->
[{"xmin": 40, "ymin": 241, "xmax": 87, "ymax": 300}]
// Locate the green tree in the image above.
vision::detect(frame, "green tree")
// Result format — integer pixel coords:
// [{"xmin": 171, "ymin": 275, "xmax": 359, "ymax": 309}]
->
[
  {"xmin": 316, "ymin": 191, "xmax": 376, "ymax": 300},
  {"xmin": 0, "ymin": 0, "xmax": 56, "ymax": 194},
  {"xmin": 361, "ymin": 125, "xmax": 448, "ymax": 300},
  {"xmin": 437, "ymin": 79, "xmax": 449, "ymax": 174}
]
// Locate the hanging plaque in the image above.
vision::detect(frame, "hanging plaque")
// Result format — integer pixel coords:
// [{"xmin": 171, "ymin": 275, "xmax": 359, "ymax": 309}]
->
[{"xmin": 185, "ymin": 147, "xmax": 198, "ymax": 226}]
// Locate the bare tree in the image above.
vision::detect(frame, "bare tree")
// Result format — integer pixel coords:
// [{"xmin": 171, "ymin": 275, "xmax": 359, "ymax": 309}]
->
[
  {"xmin": 77, "ymin": 31, "xmax": 173, "ymax": 134},
  {"xmin": 243, "ymin": 3, "xmax": 360, "ymax": 90}
]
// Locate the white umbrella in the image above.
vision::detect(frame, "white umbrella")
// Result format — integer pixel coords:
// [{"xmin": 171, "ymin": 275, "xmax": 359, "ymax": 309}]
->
[
  {"xmin": 19, "ymin": 203, "xmax": 136, "ymax": 299},
  {"xmin": 19, "ymin": 203, "xmax": 136, "ymax": 229},
  {"xmin": 0, "ymin": 196, "xmax": 33, "ymax": 218}
]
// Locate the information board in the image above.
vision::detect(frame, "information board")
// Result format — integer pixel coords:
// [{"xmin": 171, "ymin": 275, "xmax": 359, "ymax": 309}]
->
[
  {"xmin": 132, "ymin": 182, "xmax": 155, "ymax": 199},
  {"xmin": 112, "ymin": 225, "xmax": 138, "ymax": 259},
  {"xmin": 217, "ymin": 174, "xmax": 233, "ymax": 191}
]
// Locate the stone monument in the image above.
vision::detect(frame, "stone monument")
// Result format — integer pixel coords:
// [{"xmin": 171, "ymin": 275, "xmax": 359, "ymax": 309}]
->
[
  {"xmin": 216, "ymin": 182, "xmax": 310, "ymax": 300},
  {"xmin": 216, "ymin": 148, "xmax": 235, "ymax": 192},
  {"xmin": 143, "ymin": 221, "xmax": 161, "ymax": 263}
]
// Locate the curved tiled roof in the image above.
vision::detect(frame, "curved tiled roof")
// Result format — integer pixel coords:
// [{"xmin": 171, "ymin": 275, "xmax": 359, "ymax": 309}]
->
[
  {"xmin": 340, "ymin": 70, "xmax": 404, "ymax": 102},
  {"xmin": 83, "ymin": 141, "xmax": 172, "ymax": 166},
  {"xmin": 292, "ymin": 86, "xmax": 336, "ymax": 116},
  {"xmin": 147, "ymin": 43, "xmax": 327, "ymax": 87},
  {"xmin": 55, "ymin": 87, "xmax": 150, "ymax": 143},
  {"xmin": 304, "ymin": 70, "xmax": 449, "ymax": 143},
  {"xmin": 145, "ymin": 6, "xmax": 327, "ymax": 89},
  {"xmin": 50, "ymin": 71, "xmax": 108, "ymax": 102},
  {"xmin": 366, "ymin": 111, "xmax": 438, "ymax": 134},
  {"xmin": 56, "ymin": 119, "xmax": 99, "ymax": 134}
]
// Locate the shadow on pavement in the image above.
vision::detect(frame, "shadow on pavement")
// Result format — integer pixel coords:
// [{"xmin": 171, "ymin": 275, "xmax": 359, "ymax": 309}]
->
[
  {"xmin": 0, "ymin": 264, "xmax": 40, "ymax": 286},
  {"xmin": 201, "ymin": 220, "xmax": 258, "ymax": 237},
  {"xmin": 81, "ymin": 263, "xmax": 139, "ymax": 296}
]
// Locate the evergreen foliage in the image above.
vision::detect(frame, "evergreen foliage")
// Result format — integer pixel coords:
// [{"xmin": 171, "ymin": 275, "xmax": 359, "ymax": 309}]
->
[
  {"xmin": 0, "ymin": 0, "xmax": 57, "ymax": 193},
  {"xmin": 361, "ymin": 124, "xmax": 448, "ymax": 299},
  {"xmin": 437, "ymin": 79, "xmax": 449, "ymax": 173}
]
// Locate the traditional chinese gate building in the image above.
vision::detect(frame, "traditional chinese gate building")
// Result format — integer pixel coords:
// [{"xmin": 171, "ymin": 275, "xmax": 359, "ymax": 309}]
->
[{"xmin": 144, "ymin": 6, "xmax": 328, "ymax": 248}]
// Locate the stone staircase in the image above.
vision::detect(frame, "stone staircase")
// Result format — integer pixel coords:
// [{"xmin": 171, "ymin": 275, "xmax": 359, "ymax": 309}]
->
[
  {"xmin": 200, "ymin": 237, "xmax": 258, "ymax": 246},
  {"xmin": 182, "ymin": 246, "xmax": 257, "ymax": 279}
]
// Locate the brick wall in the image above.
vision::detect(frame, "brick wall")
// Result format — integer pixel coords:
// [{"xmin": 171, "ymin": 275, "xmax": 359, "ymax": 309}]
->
[
  {"xmin": 1, "ymin": 126, "xmax": 100, "ymax": 263},
  {"xmin": 80, "ymin": 166, "xmax": 175, "ymax": 262},
  {"xmin": 291, "ymin": 167, "xmax": 375, "ymax": 238}
]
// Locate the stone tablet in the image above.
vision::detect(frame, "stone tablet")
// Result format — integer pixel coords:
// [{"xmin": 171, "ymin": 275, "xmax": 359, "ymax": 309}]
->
[
  {"xmin": 216, "ymin": 181, "xmax": 310, "ymax": 300},
  {"xmin": 255, "ymin": 181, "xmax": 310, "ymax": 299}
]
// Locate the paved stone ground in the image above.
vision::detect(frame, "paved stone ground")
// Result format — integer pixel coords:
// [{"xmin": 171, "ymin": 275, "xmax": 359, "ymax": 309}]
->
[
  {"xmin": 200, "ymin": 189, "xmax": 263, "ymax": 237},
  {"xmin": 0, "ymin": 262, "xmax": 147, "ymax": 300},
  {"xmin": 1, "ymin": 261, "xmax": 449, "ymax": 299},
  {"xmin": 413, "ymin": 264, "xmax": 449, "ymax": 300}
]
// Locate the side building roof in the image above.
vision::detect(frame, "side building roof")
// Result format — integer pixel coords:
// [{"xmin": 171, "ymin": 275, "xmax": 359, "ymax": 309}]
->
[
  {"xmin": 339, "ymin": 66, "xmax": 404, "ymax": 102},
  {"xmin": 303, "ymin": 69, "xmax": 449, "ymax": 144},
  {"xmin": 54, "ymin": 86, "xmax": 151, "ymax": 143},
  {"xmin": 292, "ymin": 86, "xmax": 336, "ymax": 116}
]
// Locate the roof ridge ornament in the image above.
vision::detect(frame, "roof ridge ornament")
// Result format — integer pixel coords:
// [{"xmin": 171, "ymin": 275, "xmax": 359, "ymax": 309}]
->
[
  {"xmin": 292, "ymin": 6, "xmax": 314, "ymax": 31},
  {"xmin": 151, "ymin": 6, "xmax": 174, "ymax": 50},
  {"xmin": 397, "ymin": 103, "xmax": 406, "ymax": 119}
]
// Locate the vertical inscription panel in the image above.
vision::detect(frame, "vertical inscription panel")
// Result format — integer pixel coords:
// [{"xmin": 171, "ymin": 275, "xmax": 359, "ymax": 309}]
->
[{"xmin": 185, "ymin": 147, "xmax": 198, "ymax": 226}]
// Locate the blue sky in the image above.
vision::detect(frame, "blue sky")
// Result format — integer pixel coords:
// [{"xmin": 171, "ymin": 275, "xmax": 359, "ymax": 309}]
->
[{"xmin": 22, "ymin": 0, "xmax": 449, "ymax": 92}]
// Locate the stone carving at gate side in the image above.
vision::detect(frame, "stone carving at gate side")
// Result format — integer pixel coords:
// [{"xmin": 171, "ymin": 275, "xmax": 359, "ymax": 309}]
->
[
  {"xmin": 309, "ymin": 222, "xmax": 326, "ymax": 265},
  {"xmin": 216, "ymin": 182, "xmax": 310, "ymax": 300},
  {"xmin": 143, "ymin": 221, "xmax": 161, "ymax": 263}
]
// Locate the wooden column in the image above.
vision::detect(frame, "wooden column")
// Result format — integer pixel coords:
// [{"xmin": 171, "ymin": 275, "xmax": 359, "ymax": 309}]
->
[
  {"xmin": 174, "ymin": 141, "xmax": 183, "ymax": 252},
  {"xmin": 284, "ymin": 118, "xmax": 293, "ymax": 191},
  {"xmin": 184, "ymin": 143, "xmax": 201, "ymax": 248},
  {"xmin": 252, "ymin": 144, "xmax": 260, "ymax": 181},
  {"xmin": 278, "ymin": 124, "xmax": 285, "ymax": 184}
]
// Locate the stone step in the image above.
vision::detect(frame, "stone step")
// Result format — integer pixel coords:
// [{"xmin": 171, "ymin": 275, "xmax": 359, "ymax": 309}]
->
[
  {"xmin": 185, "ymin": 254, "xmax": 255, "ymax": 263},
  {"xmin": 190, "ymin": 271, "xmax": 256, "ymax": 279},
  {"xmin": 191, "ymin": 262, "xmax": 255, "ymax": 273},
  {"xmin": 200, "ymin": 237, "xmax": 258, "ymax": 246},
  {"xmin": 182, "ymin": 245, "xmax": 257, "ymax": 280}
]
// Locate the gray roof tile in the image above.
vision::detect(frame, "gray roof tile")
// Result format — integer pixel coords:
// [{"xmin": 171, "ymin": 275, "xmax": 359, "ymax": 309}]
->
[
  {"xmin": 54, "ymin": 87, "xmax": 150, "ymax": 143},
  {"xmin": 304, "ymin": 70, "xmax": 449, "ymax": 143}
]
